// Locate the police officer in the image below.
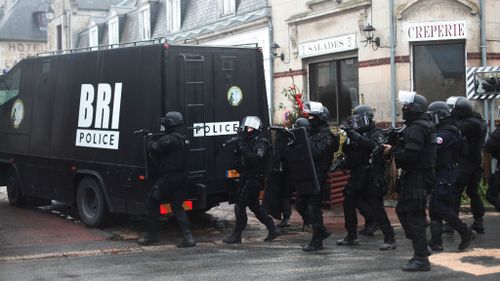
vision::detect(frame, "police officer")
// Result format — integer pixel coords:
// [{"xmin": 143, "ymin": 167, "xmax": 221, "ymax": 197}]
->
[
  {"xmin": 386, "ymin": 92, "xmax": 436, "ymax": 271},
  {"xmin": 297, "ymin": 102, "xmax": 339, "ymax": 251},
  {"xmin": 448, "ymin": 97, "xmax": 486, "ymax": 234},
  {"xmin": 485, "ymin": 125, "xmax": 500, "ymax": 212},
  {"xmin": 337, "ymin": 104, "xmax": 396, "ymax": 251},
  {"xmin": 138, "ymin": 111, "xmax": 195, "ymax": 248},
  {"xmin": 223, "ymin": 116, "xmax": 281, "ymax": 244},
  {"xmin": 427, "ymin": 101, "xmax": 474, "ymax": 252}
]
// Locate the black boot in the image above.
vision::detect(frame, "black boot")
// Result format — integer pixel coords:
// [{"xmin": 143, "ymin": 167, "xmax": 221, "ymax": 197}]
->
[
  {"xmin": 379, "ymin": 234, "xmax": 397, "ymax": 251},
  {"xmin": 277, "ymin": 218, "xmax": 290, "ymax": 228},
  {"xmin": 177, "ymin": 230, "xmax": 196, "ymax": 248},
  {"xmin": 138, "ymin": 233, "xmax": 159, "ymax": 246},
  {"xmin": 359, "ymin": 222, "xmax": 378, "ymax": 237},
  {"xmin": 319, "ymin": 228, "xmax": 331, "ymax": 241},
  {"xmin": 429, "ymin": 221, "xmax": 444, "ymax": 252},
  {"xmin": 223, "ymin": 230, "xmax": 242, "ymax": 244},
  {"xmin": 470, "ymin": 218, "xmax": 485, "ymax": 234},
  {"xmin": 402, "ymin": 257, "xmax": 431, "ymax": 272},
  {"xmin": 264, "ymin": 225, "xmax": 281, "ymax": 242},
  {"xmin": 336, "ymin": 234, "xmax": 360, "ymax": 246},
  {"xmin": 442, "ymin": 222, "xmax": 454, "ymax": 235},
  {"xmin": 458, "ymin": 229, "xmax": 475, "ymax": 251},
  {"xmin": 302, "ymin": 239, "xmax": 323, "ymax": 252}
]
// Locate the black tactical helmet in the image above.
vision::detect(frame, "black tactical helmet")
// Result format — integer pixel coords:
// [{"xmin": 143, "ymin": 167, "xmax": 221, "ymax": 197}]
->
[
  {"xmin": 353, "ymin": 104, "xmax": 374, "ymax": 118},
  {"xmin": 451, "ymin": 96, "xmax": 473, "ymax": 119},
  {"xmin": 321, "ymin": 106, "xmax": 330, "ymax": 121},
  {"xmin": 399, "ymin": 91, "xmax": 428, "ymax": 121},
  {"xmin": 349, "ymin": 104, "xmax": 374, "ymax": 130},
  {"xmin": 428, "ymin": 101, "xmax": 451, "ymax": 124},
  {"xmin": 163, "ymin": 111, "xmax": 184, "ymax": 128},
  {"xmin": 295, "ymin": 117, "xmax": 311, "ymax": 131}
]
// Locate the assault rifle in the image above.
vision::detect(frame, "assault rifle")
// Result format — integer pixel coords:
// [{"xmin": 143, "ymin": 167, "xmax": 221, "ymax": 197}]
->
[
  {"xmin": 329, "ymin": 153, "xmax": 347, "ymax": 172},
  {"xmin": 369, "ymin": 126, "xmax": 406, "ymax": 164}
]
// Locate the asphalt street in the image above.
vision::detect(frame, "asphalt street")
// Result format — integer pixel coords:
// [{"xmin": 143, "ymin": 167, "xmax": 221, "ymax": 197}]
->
[{"xmin": 1, "ymin": 186, "xmax": 500, "ymax": 281}]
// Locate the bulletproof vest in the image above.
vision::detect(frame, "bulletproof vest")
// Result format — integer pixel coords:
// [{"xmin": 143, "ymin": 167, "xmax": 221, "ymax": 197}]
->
[
  {"xmin": 460, "ymin": 113, "xmax": 486, "ymax": 164},
  {"xmin": 435, "ymin": 125, "xmax": 460, "ymax": 170},
  {"xmin": 240, "ymin": 136, "xmax": 272, "ymax": 176},
  {"xmin": 310, "ymin": 126, "xmax": 337, "ymax": 179},
  {"xmin": 486, "ymin": 127, "xmax": 500, "ymax": 160},
  {"xmin": 155, "ymin": 131, "xmax": 188, "ymax": 175},
  {"xmin": 345, "ymin": 127, "xmax": 380, "ymax": 169},
  {"xmin": 409, "ymin": 118, "xmax": 437, "ymax": 171}
]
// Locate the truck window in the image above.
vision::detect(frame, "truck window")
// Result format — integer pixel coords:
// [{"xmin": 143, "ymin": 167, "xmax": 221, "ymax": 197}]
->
[{"xmin": 0, "ymin": 67, "xmax": 21, "ymax": 106}]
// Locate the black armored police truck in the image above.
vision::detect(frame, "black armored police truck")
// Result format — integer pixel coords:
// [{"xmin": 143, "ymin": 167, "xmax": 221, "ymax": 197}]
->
[{"xmin": 0, "ymin": 42, "xmax": 269, "ymax": 227}]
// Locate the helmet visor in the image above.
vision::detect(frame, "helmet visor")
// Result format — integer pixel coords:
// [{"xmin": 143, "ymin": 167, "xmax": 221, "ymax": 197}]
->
[
  {"xmin": 304, "ymin": 101, "xmax": 323, "ymax": 115},
  {"xmin": 446, "ymin": 96, "xmax": 460, "ymax": 109},
  {"xmin": 241, "ymin": 116, "xmax": 261, "ymax": 130},
  {"xmin": 398, "ymin": 91, "xmax": 416, "ymax": 105},
  {"xmin": 348, "ymin": 114, "xmax": 370, "ymax": 129}
]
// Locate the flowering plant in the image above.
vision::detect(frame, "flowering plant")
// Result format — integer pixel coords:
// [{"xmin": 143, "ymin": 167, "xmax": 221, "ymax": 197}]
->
[{"xmin": 276, "ymin": 73, "xmax": 307, "ymax": 127}]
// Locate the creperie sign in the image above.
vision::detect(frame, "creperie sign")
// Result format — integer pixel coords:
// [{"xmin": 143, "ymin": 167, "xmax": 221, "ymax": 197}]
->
[{"xmin": 406, "ymin": 20, "xmax": 466, "ymax": 42}]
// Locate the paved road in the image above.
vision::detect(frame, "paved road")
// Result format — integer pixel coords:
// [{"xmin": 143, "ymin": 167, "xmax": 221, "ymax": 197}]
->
[{"xmin": 1, "ymin": 186, "xmax": 500, "ymax": 281}]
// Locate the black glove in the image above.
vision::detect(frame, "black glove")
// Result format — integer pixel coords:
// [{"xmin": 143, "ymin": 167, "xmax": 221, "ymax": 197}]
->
[{"xmin": 347, "ymin": 129, "xmax": 361, "ymax": 141}]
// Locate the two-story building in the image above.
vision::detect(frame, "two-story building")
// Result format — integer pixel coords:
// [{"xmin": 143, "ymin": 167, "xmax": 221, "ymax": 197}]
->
[{"xmin": 272, "ymin": 0, "xmax": 500, "ymax": 125}]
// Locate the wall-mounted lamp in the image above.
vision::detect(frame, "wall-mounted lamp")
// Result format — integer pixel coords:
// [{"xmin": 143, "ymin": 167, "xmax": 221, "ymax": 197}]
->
[
  {"xmin": 361, "ymin": 24, "xmax": 380, "ymax": 50},
  {"xmin": 272, "ymin": 43, "xmax": 284, "ymax": 61},
  {"xmin": 46, "ymin": 6, "xmax": 55, "ymax": 21}
]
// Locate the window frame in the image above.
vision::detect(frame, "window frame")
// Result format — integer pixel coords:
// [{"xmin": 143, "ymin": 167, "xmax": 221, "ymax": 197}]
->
[
  {"xmin": 108, "ymin": 16, "xmax": 120, "ymax": 47},
  {"xmin": 89, "ymin": 24, "xmax": 99, "ymax": 50},
  {"xmin": 307, "ymin": 53, "xmax": 359, "ymax": 125},
  {"xmin": 139, "ymin": 4, "xmax": 151, "ymax": 40},
  {"xmin": 166, "ymin": 0, "xmax": 181, "ymax": 33},
  {"xmin": 218, "ymin": 0, "xmax": 235, "ymax": 18},
  {"xmin": 411, "ymin": 40, "xmax": 466, "ymax": 103}
]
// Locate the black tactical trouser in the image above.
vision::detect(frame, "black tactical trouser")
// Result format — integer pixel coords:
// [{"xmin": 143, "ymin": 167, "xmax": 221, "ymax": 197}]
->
[
  {"xmin": 234, "ymin": 176, "xmax": 275, "ymax": 232},
  {"xmin": 454, "ymin": 167, "xmax": 485, "ymax": 220},
  {"xmin": 429, "ymin": 168, "xmax": 468, "ymax": 243},
  {"xmin": 344, "ymin": 166, "xmax": 393, "ymax": 240},
  {"xmin": 146, "ymin": 174, "xmax": 190, "ymax": 235},
  {"xmin": 296, "ymin": 191, "xmax": 326, "ymax": 240},
  {"xmin": 396, "ymin": 171, "xmax": 431, "ymax": 259},
  {"xmin": 486, "ymin": 170, "xmax": 500, "ymax": 212}
]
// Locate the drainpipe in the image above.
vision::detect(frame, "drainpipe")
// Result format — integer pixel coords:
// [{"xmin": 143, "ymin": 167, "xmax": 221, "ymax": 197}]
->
[
  {"xmin": 267, "ymin": 15, "xmax": 275, "ymax": 124},
  {"xmin": 480, "ymin": 0, "xmax": 495, "ymax": 171},
  {"xmin": 389, "ymin": 0, "xmax": 396, "ymax": 127}
]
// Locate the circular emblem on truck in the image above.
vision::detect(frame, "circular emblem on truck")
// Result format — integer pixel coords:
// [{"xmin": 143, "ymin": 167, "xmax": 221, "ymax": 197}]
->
[
  {"xmin": 11, "ymin": 99, "xmax": 24, "ymax": 129},
  {"xmin": 227, "ymin": 86, "xmax": 243, "ymax": 107}
]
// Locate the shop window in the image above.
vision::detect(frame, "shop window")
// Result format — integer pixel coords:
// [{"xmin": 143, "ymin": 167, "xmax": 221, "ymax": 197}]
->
[
  {"xmin": 413, "ymin": 42, "xmax": 465, "ymax": 103},
  {"xmin": 309, "ymin": 57, "xmax": 359, "ymax": 124}
]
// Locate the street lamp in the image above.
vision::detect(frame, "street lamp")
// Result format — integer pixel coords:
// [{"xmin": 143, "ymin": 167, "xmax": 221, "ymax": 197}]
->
[{"xmin": 361, "ymin": 24, "xmax": 380, "ymax": 50}]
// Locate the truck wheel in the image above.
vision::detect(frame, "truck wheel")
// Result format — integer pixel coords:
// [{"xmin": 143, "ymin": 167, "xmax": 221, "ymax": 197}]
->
[
  {"xmin": 76, "ymin": 177, "xmax": 108, "ymax": 227},
  {"xmin": 6, "ymin": 171, "xmax": 25, "ymax": 207}
]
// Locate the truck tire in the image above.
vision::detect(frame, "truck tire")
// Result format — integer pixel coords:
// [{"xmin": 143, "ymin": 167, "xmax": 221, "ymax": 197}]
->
[
  {"xmin": 76, "ymin": 177, "xmax": 108, "ymax": 227},
  {"xmin": 6, "ymin": 171, "xmax": 25, "ymax": 207}
]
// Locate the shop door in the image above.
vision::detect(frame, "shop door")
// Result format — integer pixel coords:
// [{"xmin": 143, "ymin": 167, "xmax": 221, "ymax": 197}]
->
[
  {"xmin": 309, "ymin": 57, "xmax": 358, "ymax": 125},
  {"xmin": 413, "ymin": 42, "xmax": 465, "ymax": 102}
]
